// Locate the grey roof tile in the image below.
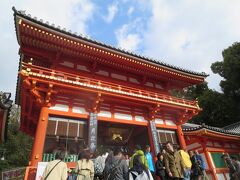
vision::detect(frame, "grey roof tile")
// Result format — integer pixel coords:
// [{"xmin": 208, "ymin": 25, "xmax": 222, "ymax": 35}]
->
[
  {"xmin": 12, "ymin": 7, "xmax": 208, "ymax": 78},
  {"xmin": 182, "ymin": 123, "xmax": 240, "ymax": 136}
]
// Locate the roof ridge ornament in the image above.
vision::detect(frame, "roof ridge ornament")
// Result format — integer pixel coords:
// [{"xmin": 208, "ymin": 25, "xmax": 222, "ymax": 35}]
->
[{"xmin": 19, "ymin": 10, "xmax": 26, "ymax": 15}]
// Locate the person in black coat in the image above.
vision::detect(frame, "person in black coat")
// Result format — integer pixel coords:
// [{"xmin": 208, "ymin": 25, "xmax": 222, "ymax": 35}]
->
[{"xmin": 155, "ymin": 152, "xmax": 166, "ymax": 180}]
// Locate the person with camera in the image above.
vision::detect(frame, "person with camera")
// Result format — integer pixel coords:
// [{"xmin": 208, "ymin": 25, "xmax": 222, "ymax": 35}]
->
[
  {"xmin": 194, "ymin": 150, "xmax": 208, "ymax": 180},
  {"xmin": 222, "ymin": 154, "xmax": 238, "ymax": 180},
  {"xmin": 189, "ymin": 150, "xmax": 207, "ymax": 180}
]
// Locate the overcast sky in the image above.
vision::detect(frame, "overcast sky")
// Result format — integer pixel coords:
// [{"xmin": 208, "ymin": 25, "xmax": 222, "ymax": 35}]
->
[{"xmin": 1, "ymin": 0, "xmax": 240, "ymax": 101}]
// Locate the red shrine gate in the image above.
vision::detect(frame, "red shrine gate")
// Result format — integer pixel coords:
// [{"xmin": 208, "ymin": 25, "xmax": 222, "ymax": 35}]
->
[{"xmin": 13, "ymin": 7, "xmax": 207, "ymax": 180}]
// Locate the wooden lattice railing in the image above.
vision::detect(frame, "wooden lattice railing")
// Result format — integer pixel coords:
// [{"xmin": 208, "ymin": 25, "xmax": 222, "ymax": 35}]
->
[
  {"xmin": 20, "ymin": 62, "xmax": 199, "ymax": 110},
  {"xmin": 43, "ymin": 153, "xmax": 78, "ymax": 162}
]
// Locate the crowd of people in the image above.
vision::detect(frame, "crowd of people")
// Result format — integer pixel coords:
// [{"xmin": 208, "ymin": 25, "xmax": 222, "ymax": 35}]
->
[
  {"xmin": 222, "ymin": 153, "xmax": 240, "ymax": 180},
  {"xmin": 41, "ymin": 141, "xmax": 240, "ymax": 180},
  {"xmin": 154, "ymin": 142, "xmax": 207, "ymax": 180}
]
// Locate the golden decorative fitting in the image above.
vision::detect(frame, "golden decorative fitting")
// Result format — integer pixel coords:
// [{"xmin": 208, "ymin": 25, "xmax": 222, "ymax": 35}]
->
[{"xmin": 35, "ymin": 154, "xmax": 39, "ymax": 159}]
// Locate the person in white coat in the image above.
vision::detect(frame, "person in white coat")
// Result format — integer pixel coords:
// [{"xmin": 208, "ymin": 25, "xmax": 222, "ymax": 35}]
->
[
  {"xmin": 75, "ymin": 150, "xmax": 94, "ymax": 180},
  {"xmin": 129, "ymin": 155, "xmax": 154, "ymax": 180},
  {"xmin": 41, "ymin": 151, "xmax": 68, "ymax": 180}
]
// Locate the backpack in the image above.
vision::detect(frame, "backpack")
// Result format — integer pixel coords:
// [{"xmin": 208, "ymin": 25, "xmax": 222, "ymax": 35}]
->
[
  {"xmin": 129, "ymin": 171, "xmax": 151, "ymax": 180},
  {"xmin": 103, "ymin": 160, "xmax": 122, "ymax": 180},
  {"xmin": 94, "ymin": 158, "xmax": 104, "ymax": 175}
]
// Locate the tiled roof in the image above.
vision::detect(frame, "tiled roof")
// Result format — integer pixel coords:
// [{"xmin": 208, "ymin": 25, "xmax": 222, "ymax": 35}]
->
[
  {"xmin": 182, "ymin": 123, "xmax": 240, "ymax": 136},
  {"xmin": 182, "ymin": 123, "xmax": 201, "ymax": 129},
  {"xmin": 223, "ymin": 122, "xmax": 240, "ymax": 134},
  {"xmin": 12, "ymin": 7, "xmax": 208, "ymax": 78}
]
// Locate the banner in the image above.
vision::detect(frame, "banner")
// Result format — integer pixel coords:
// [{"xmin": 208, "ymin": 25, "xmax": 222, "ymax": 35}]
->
[
  {"xmin": 149, "ymin": 120, "xmax": 161, "ymax": 155},
  {"xmin": 88, "ymin": 113, "xmax": 98, "ymax": 153}
]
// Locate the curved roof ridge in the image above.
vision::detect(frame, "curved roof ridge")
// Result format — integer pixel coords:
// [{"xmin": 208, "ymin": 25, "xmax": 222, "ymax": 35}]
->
[
  {"xmin": 12, "ymin": 7, "xmax": 208, "ymax": 78},
  {"xmin": 182, "ymin": 123, "xmax": 240, "ymax": 136},
  {"xmin": 223, "ymin": 121, "xmax": 240, "ymax": 130}
]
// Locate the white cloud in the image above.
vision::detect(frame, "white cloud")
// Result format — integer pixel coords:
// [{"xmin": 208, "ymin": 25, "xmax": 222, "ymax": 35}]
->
[
  {"xmin": 115, "ymin": 21, "xmax": 142, "ymax": 51},
  {"xmin": 71, "ymin": 0, "xmax": 95, "ymax": 35},
  {"xmin": 0, "ymin": 0, "xmax": 96, "ymax": 98},
  {"xmin": 141, "ymin": 0, "xmax": 240, "ymax": 90},
  {"xmin": 127, "ymin": 6, "xmax": 134, "ymax": 16},
  {"xmin": 103, "ymin": 3, "xmax": 118, "ymax": 23},
  {"xmin": 16, "ymin": 0, "xmax": 95, "ymax": 35}
]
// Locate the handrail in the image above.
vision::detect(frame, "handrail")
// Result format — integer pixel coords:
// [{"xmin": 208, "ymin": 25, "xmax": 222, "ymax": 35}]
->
[
  {"xmin": 43, "ymin": 153, "xmax": 78, "ymax": 162},
  {"xmin": 24, "ymin": 166, "xmax": 37, "ymax": 180},
  {"xmin": 20, "ymin": 62, "xmax": 199, "ymax": 110}
]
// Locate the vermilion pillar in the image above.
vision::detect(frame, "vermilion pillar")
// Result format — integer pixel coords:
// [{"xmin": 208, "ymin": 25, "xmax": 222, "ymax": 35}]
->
[
  {"xmin": 30, "ymin": 106, "xmax": 49, "ymax": 166},
  {"xmin": 203, "ymin": 146, "xmax": 218, "ymax": 180},
  {"xmin": 176, "ymin": 124, "xmax": 187, "ymax": 150}
]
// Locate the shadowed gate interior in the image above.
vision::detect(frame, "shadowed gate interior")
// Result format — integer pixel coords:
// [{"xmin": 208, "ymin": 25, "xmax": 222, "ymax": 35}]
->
[
  {"xmin": 42, "ymin": 116, "xmax": 179, "ymax": 163},
  {"xmin": 97, "ymin": 121, "xmax": 150, "ymax": 154}
]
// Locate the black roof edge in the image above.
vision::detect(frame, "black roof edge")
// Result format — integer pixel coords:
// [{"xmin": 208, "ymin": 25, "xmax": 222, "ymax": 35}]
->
[
  {"xmin": 12, "ymin": 7, "xmax": 209, "ymax": 78},
  {"xmin": 182, "ymin": 123, "xmax": 240, "ymax": 136},
  {"xmin": 223, "ymin": 121, "xmax": 240, "ymax": 130},
  {"xmin": 15, "ymin": 55, "xmax": 23, "ymax": 105}
]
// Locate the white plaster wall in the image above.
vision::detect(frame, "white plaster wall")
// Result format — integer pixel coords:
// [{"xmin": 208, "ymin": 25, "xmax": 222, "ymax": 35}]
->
[
  {"xmin": 155, "ymin": 118, "xmax": 164, "ymax": 124},
  {"xmin": 60, "ymin": 61, "xmax": 74, "ymax": 68},
  {"xmin": 114, "ymin": 113, "xmax": 132, "ymax": 120},
  {"xmin": 72, "ymin": 106, "xmax": 88, "ymax": 114},
  {"xmin": 206, "ymin": 173, "xmax": 213, "ymax": 180},
  {"xmin": 216, "ymin": 173, "xmax": 225, "ymax": 180},
  {"xmin": 50, "ymin": 104, "xmax": 69, "ymax": 112},
  {"xmin": 129, "ymin": 77, "xmax": 139, "ymax": 84},
  {"xmin": 155, "ymin": 83, "xmax": 163, "ymax": 89},
  {"xmin": 225, "ymin": 173, "xmax": 230, "ymax": 180},
  {"xmin": 206, "ymin": 141, "xmax": 213, "ymax": 146},
  {"xmin": 165, "ymin": 120, "xmax": 176, "ymax": 126},
  {"xmin": 77, "ymin": 64, "xmax": 89, "ymax": 72},
  {"xmin": 111, "ymin": 73, "xmax": 127, "ymax": 81},
  {"xmin": 98, "ymin": 111, "xmax": 111, "ymax": 118},
  {"xmin": 214, "ymin": 142, "xmax": 222, "ymax": 147},
  {"xmin": 135, "ymin": 116, "xmax": 147, "ymax": 122},
  {"xmin": 146, "ymin": 82, "xmax": 154, "ymax": 87},
  {"xmin": 186, "ymin": 142, "xmax": 202, "ymax": 150},
  {"xmin": 96, "ymin": 70, "xmax": 109, "ymax": 76}
]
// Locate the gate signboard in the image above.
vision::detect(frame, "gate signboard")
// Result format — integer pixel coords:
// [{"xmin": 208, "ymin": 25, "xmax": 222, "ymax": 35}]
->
[
  {"xmin": 88, "ymin": 113, "xmax": 98, "ymax": 153},
  {"xmin": 150, "ymin": 120, "xmax": 161, "ymax": 155}
]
